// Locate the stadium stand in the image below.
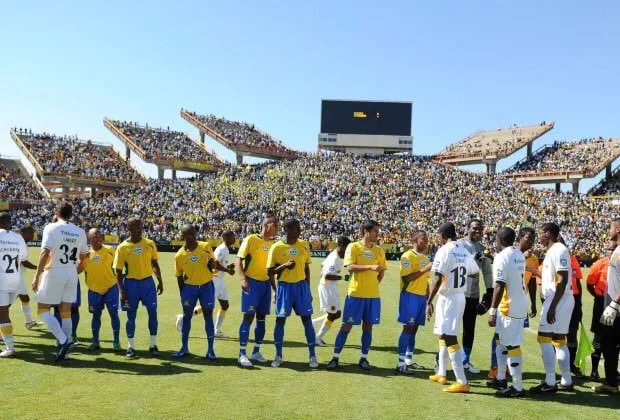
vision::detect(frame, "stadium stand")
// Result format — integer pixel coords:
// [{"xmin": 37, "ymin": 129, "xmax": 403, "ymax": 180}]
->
[
  {"xmin": 504, "ymin": 137, "xmax": 620, "ymax": 193},
  {"xmin": 10, "ymin": 128, "xmax": 144, "ymax": 196},
  {"xmin": 0, "ymin": 156, "xmax": 46, "ymax": 202},
  {"xmin": 9, "ymin": 153, "xmax": 614, "ymax": 264},
  {"xmin": 180, "ymin": 109, "xmax": 300, "ymax": 164},
  {"xmin": 104, "ymin": 118, "xmax": 224, "ymax": 179},
  {"xmin": 589, "ymin": 165, "xmax": 620, "ymax": 196},
  {"xmin": 434, "ymin": 122, "xmax": 554, "ymax": 173}
]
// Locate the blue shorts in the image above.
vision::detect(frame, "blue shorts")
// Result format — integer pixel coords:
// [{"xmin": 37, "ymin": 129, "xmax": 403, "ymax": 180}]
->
[
  {"xmin": 275, "ymin": 281, "xmax": 313, "ymax": 318},
  {"xmin": 342, "ymin": 296, "xmax": 381, "ymax": 325},
  {"xmin": 122, "ymin": 277, "xmax": 157, "ymax": 312},
  {"xmin": 398, "ymin": 292, "xmax": 426, "ymax": 326},
  {"xmin": 241, "ymin": 278, "xmax": 271, "ymax": 315},
  {"xmin": 88, "ymin": 285, "xmax": 119, "ymax": 313},
  {"xmin": 524, "ymin": 317, "xmax": 529, "ymax": 329},
  {"xmin": 181, "ymin": 282, "xmax": 215, "ymax": 312}
]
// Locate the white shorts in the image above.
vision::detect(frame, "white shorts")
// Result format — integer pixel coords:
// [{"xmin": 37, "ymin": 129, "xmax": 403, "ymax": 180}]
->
[
  {"xmin": 35, "ymin": 268, "xmax": 78, "ymax": 305},
  {"xmin": 16, "ymin": 278, "xmax": 28, "ymax": 296},
  {"xmin": 496, "ymin": 314, "xmax": 525, "ymax": 347},
  {"xmin": 433, "ymin": 293, "xmax": 465, "ymax": 336},
  {"xmin": 538, "ymin": 294, "xmax": 575, "ymax": 335},
  {"xmin": 213, "ymin": 277, "xmax": 229, "ymax": 301},
  {"xmin": 318, "ymin": 282, "xmax": 341, "ymax": 314},
  {"xmin": 0, "ymin": 291, "xmax": 18, "ymax": 306}
]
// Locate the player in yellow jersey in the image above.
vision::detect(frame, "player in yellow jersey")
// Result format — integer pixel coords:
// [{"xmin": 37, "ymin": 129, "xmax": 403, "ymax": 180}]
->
[
  {"xmin": 326, "ymin": 220, "xmax": 387, "ymax": 371},
  {"xmin": 173, "ymin": 224, "xmax": 217, "ymax": 360},
  {"xmin": 396, "ymin": 230, "xmax": 432, "ymax": 373},
  {"xmin": 78, "ymin": 228, "xmax": 121, "ymax": 352},
  {"xmin": 114, "ymin": 218, "xmax": 163, "ymax": 358},
  {"xmin": 236, "ymin": 215, "xmax": 279, "ymax": 368},
  {"xmin": 267, "ymin": 219, "xmax": 317, "ymax": 368}
]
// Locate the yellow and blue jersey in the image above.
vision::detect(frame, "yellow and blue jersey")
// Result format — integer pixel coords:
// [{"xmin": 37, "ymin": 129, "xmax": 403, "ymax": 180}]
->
[
  {"xmin": 399, "ymin": 249, "xmax": 430, "ymax": 296},
  {"xmin": 113, "ymin": 237, "xmax": 158, "ymax": 280},
  {"xmin": 237, "ymin": 234, "xmax": 274, "ymax": 281},
  {"xmin": 175, "ymin": 241, "xmax": 215, "ymax": 286},
  {"xmin": 83, "ymin": 245, "xmax": 116, "ymax": 294},
  {"xmin": 344, "ymin": 241, "xmax": 387, "ymax": 298},
  {"xmin": 267, "ymin": 239, "xmax": 311, "ymax": 283}
]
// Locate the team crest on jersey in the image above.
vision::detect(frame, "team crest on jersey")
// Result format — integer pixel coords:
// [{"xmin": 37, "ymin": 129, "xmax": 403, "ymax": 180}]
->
[
  {"xmin": 402, "ymin": 260, "xmax": 410, "ymax": 268},
  {"xmin": 190, "ymin": 255, "xmax": 198, "ymax": 263},
  {"xmin": 328, "ymin": 265, "xmax": 336, "ymax": 273},
  {"xmin": 92, "ymin": 255, "xmax": 100, "ymax": 263},
  {"xmin": 289, "ymin": 248, "xmax": 298, "ymax": 257},
  {"xmin": 263, "ymin": 245, "xmax": 269, "ymax": 252},
  {"xmin": 496, "ymin": 269, "xmax": 503, "ymax": 277},
  {"xmin": 134, "ymin": 247, "xmax": 143, "ymax": 255},
  {"xmin": 560, "ymin": 258, "xmax": 567, "ymax": 265},
  {"xmin": 364, "ymin": 251, "xmax": 373, "ymax": 260}
]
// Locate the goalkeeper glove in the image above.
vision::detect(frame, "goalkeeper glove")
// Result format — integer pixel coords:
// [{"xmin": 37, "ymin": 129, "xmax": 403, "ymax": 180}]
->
[
  {"xmin": 600, "ymin": 300, "xmax": 619, "ymax": 326},
  {"xmin": 476, "ymin": 288, "xmax": 493, "ymax": 316}
]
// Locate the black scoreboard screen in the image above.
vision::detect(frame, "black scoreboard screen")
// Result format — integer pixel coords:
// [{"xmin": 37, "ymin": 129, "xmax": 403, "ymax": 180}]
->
[{"xmin": 320, "ymin": 100, "xmax": 412, "ymax": 136}]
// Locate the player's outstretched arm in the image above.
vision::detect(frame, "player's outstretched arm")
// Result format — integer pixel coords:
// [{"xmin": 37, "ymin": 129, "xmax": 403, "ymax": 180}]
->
[
  {"xmin": 487, "ymin": 281, "xmax": 505, "ymax": 327},
  {"xmin": 31, "ymin": 248, "xmax": 51, "ymax": 292},
  {"xmin": 176, "ymin": 275, "xmax": 185, "ymax": 296},
  {"xmin": 304, "ymin": 263, "xmax": 310, "ymax": 283},
  {"xmin": 527, "ymin": 278, "xmax": 537, "ymax": 316},
  {"xmin": 236, "ymin": 257, "xmax": 250, "ymax": 291},
  {"xmin": 115, "ymin": 269, "xmax": 126, "ymax": 302},
  {"xmin": 152, "ymin": 260, "xmax": 163, "ymax": 295},
  {"xmin": 547, "ymin": 270, "xmax": 569, "ymax": 324},
  {"xmin": 426, "ymin": 273, "xmax": 442, "ymax": 320},
  {"xmin": 401, "ymin": 263, "xmax": 432, "ymax": 283}
]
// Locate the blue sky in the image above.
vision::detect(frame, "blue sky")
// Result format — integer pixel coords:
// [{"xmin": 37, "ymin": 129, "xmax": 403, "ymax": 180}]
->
[{"xmin": 1, "ymin": 1, "xmax": 618, "ymax": 191}]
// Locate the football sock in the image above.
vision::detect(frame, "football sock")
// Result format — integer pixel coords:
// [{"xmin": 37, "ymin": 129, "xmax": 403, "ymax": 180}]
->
[
  {"xmin": 508, "ymin": 347, "xmax": 523, "ymax": 391},
  {"xmin": 215, "ymin": 309, "xmax": 226, "ymax": 332},
  {"xmin": 238, "ymin": 319, "xmax": 251, "ymax": 356},
  {"xmin": 91, "ymin": 310, "xmax": 102, "ymax": 342},
  {"xmin": 312, "ymin": 313, "xmax": 328, "ymax": 328},
  {"xmin": 274, "ymin": 322, "xmax": 285, "ymax": 358},
  {"xmin": 60, "ymin": 311, "xmax": 72, "ymax": 341},
  {"xmin": 316, "ymin": 319, "xmax": 332, "ymax": 340},
  {"xmin": 302, "ymin": 318, "xmax": 317, "ymax": 358},
  {"xmin": 127, "ymin": 337, "xmax": 135, "ymax": 349},
  {"xmin": 490, "ymin": 335, "xmax": 498, "ymax": 367},
  {"xmin": 41, "ymin": 311, "xmax": 67, "ymax": 344},
  {"xmin": 553, "ymin": 339, "xmax": 572, "ymax": 386},
  {"xmin": 21, "ymin": 303, "xmax": 34, "ymax": 324},
  {"xmin": 333, "ymin": 328, "xmax": 350, "ymax": 358},
  {"xmin": 438, "ymin": 340, "xmax": 448, "ymax": 376},
  {"xmin": 496, "ymin": 343, "xmax": 508, "ymax": 381},
  {"xmin": 361, "ymin": 329, "xmax": 372, "ymax": 357},
  {"xmin": 204, "ymin": 312, "xmax": 215, "ymax": 352},
  {"xmin": 591, "ymin": 337, "xmax": 601, "ymax": 373},
  {"xmin": 126, "ymin": 310, "xmax": 137, "ymax": 339},
  {"xmin": 0, "ymin": 323, "xmax": 14, "ymax": 351},
  {"xmin": 407, "ymin": 330, "xmax": 417, "ymax": 360},
  {"xmin": 538, "ymin": 337, "xmax": 556, "ymax": 386},
  {"xmin": 448, "ymin": 344, "xmax": 467, "ymax": 385},
  {"xmin": 146, "ymin": 306, "xmax": 158, "ymax": 336},
  {"xmin": 149, "ymin": 335, "xmax": 157, "ymax": 347},
  {"xmin": 253, "ymin": 318, "xmax": 266, "ymax": 355},
  {"xmin": 53, "ymin": 307, "xmax": 61, "ymax": 325},
  {"xmin": 108, "ymin": 306, "xmax": 121, "ymax": 343},
  {"xmin": 181, "ymin": 311, "xmax": 192, "ymax": 350},
  {"xmin": 398, "ymin": 331, "xmax": 412, "ymax": 366},
  {"xmin": 71, "ymin": 308, "xmax": 80, "ymax": 337},
  {"xmin": 568, "ymin": 342, "xmax": 577, "ymax": 368},
  {"xmin": 462, "ymin": 346, "xmax": 472, "ymax": 366}
]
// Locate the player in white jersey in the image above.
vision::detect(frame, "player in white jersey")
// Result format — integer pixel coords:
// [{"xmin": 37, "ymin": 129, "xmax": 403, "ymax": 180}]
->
[
  {"xmin": 312, "ymin": 236, "xmax": 351, "ymax": 345},
  {"xmin": 0, "ymin": 213, "xmax": 29, "ymax": 357},
  {"xmin": 487, "ymin": 227, "xmax": 528, "ymax": 398},
  {"xmin": 31, "ymin": 203, "xmax": 88, "ymax": 360},
  {"xmin": 594, "ymin": 218, "xmax": 620, "ymax": 395},
  {"xmin": 427, "ymin": 222, "xmax": 479, "ymax": 393},
  {"xmin": 16, "ymin": 226, "xmax": 44, "ymax": 329},
  {"xmin": 529, "ymin": 222, "xmax": 574, "ymax": 394}
]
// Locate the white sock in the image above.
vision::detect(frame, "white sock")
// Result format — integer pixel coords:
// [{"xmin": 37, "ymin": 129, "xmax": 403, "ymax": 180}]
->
[
  {"xmin": 540, "ymin": 342, "xmax": 557, "ymax": 386},
  {"xmin": 316, "ymin": 319, "xmax": 332, "ymax": 339},
  {"xmin": 312, "ymin": 313, "xmax": 328, "ymax": 328},
  {"xmin": 496, "ymin": 343, "xmax": 508, "ymax": 381},
  {"xmin": 555, "ymin": 344, "xmax": 572, "ymax": 386},
  {"xmin": 61, "ymin": 317, "xmax": 73, "ymax": 339},
  {"xmin": 405, "ymin": 351, "xmax": 413, "ymax": 361},
  {"xmin": 215, "ymin": 310, "xmax": 225, "ymax": 332},
  {"xmin": 128, "ymin": 337, "xmax": 135, "ymax": 349},
  {"xmin": 150, "ymin": 335, "xmax": 157, "ymax": 347},
  {"xmin": 508, "ymin": 351, "xmax": 524, "ymax": 391},
  {"xmin": 41, "ymin": 312, "xmax": 67, "ymax": 344},
  {"xmin": 22, "ymin": 303, "xmax": 35, "ymax": 323},
  {"xmin": 438, "ymin": 343, "xmax": 448, "ymax": 376},
  {"xmin": 0, "ymin": 323, "xmax": 14, "ymax": 351},
  {"xmin": 448, "ymin": 346, "xmax": 467, "ymax": 385}
]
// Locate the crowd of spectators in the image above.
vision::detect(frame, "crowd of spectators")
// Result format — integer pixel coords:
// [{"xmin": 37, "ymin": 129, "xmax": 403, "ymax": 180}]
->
[
  {"xmin": 437, "ymin": 122, "xmax": 553, "ymax": 159},
  {"xmin": 185, "ymin": 111, "xmax": 299, "ymax": 156},
  {"xmin": 13, "ymin": 128, "xmax": 142, "ymax": 181},
  {"xmin": 505, "ymin": 137, "xmax": 620, "ymax": 174},
  {"xmin": 110, "ymin": 120, "xmax": 221, "ymax": 164},
  {"xmin": 9, "ymin": 153, "xmax": 617, "ymax": 263},
  {"xmin": 0, "ymin": 159, "xmax": 45, "ymax": 201},
  {"xmin": 590, "ymin": 171, "xmax": 620, "ymax": 196}
]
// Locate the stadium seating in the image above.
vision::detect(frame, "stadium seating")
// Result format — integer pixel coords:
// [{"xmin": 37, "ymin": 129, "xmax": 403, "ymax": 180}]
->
[
  {"xmin": 181, "ymin": 110, "xmax": 300, "ymax": 159},
  {"xmin": 11, "ymin": 129, "xmax": 143, "ymax": 184},
  {"xmin": 436, "ymin": 122, "xmax": 554, "ymax": 161},
  {"xmin": 505, "ymin": 137, "xmax": 620, "ymax": 175},
  {"xmin": 9, "ymin": 153, "xmax": 614, "ymax": 263},
  {"xmin": 589, "ymin": 166, "xmax": 620, "ymax": 196},
  {"xmin": 0, "ymin": 157, "xmax": 45, "ymax": 202},
  {"xmin": 104, "ymin": 119, "xmax": 223, "ymax": 171}
]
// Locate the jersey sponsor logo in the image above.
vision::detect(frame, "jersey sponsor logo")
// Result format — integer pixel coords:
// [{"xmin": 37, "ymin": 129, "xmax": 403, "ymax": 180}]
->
[
  {"xmin": 134, "ymin": 247, "xmax": 143, "ymax": 255},
  {"xmin": 402, "ymin": 260, "xmax": 411, "ymax": 268},
  {"xmin": 289, "ymin": 248, "xmax": 298, "ymax": 257},
  {"xmin": 92, "ymin": 255, "xmax": 100, "ymax": 263},
  {"xmin": 190, "ymin": 255, "xmax": 198, "ymax": 263},
  {"xmin": 364, "ymin": 251, "xmax": 373, "ymax": 260}
]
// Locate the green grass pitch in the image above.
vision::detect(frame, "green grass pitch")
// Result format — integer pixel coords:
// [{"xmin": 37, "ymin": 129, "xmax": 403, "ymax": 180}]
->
[{"xmin": 1, "ymin": 250, "xmax": 618, "ymax": 419}]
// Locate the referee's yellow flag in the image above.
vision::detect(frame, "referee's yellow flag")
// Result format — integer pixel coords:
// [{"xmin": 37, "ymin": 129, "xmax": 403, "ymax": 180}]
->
[{"xmin": 575, "ymin": 322, "xmax": 594, "ymax": 372}]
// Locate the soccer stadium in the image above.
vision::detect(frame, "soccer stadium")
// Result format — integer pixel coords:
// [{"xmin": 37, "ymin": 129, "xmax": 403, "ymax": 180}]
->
[{"xmin": 1, "ymin": 3, "xmax": 619, "ymax": 419}]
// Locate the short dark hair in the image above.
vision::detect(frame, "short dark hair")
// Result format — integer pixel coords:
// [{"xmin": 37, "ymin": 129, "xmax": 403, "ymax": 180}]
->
[
  {"xmin": 497, "ymin": 227, "xmax": 516, "ymax": 247},
  {"xmin": 337, "ymin": 236, "xmax": 351, "ymax": 248},
  {"xmin": 282, "ymin": 218, "xmax": 300, "ymax": 231},
  {"xmin": 57, "ymin": 202, "xmax": 73, "ymax": 220},
  {"xmin": 412, "ymin": 230, "xmax": 427, "ymax": 241},
  {"xmin": 362, "ymin": 220, "xmax": 380, "ymax": 234},
  {"xmin": 437, "ymin": 222, "xmax": 457, "ymax": 240},
  {"xmin": 0, "ymin": 212, "xmax": 10, "ymax": 226},
  {"xmin": 469, "ymin": 219, "xmax": 483, "ymax": 228},
  {"xmin": 222, "ymin": 230, "xmax": 235, "ymax": 239},
  {"xmin": 517, "ymin": 226, "xmax": 536, "ymax": 239},
  {"xmin": 20, "ymin": 225, "xmax": 35, "ymax": 234},
  {"xmin": 541, "ymin": 222, "xmax": 560, "ymax": 238}
]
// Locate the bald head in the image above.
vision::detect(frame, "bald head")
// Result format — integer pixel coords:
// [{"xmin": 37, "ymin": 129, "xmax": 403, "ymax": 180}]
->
[
  {"xmin": 262, "ymin": 215, "xmax": 279, "ymax": 240},
  {"xmin": 181, "ymin": 223, "xmax": 197, "ymax": 246},
  {"xmin": 88, "ymin": 228, "xmax": 103, "ymax": 250}
]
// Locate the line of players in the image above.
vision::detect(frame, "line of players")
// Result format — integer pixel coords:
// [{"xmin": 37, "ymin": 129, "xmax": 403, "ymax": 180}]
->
[{"xmin": 0, "ymin": 203, "xmax": 618, "ymax": 397}]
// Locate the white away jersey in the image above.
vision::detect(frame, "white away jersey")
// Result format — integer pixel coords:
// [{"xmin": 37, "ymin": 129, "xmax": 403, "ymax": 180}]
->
[
  {"xmin": 432, "ymin": 241, "xmax": 480, "ymax": 295},
  {"xmin": 541, "ymin": 242, "xmax": 572, "ymax": 299},
  {"xmin": 214, "ymin": 243, "xmax": 230, "ymax": 281},
  {"xmin": 0, "ymin": 229, "xmax": 28, "ymax": 292},
  {"xmin": 607, "ymin": 246, "xmax": 620, "ymax": 303},
  {"xmin": 494, "ymin": 246, "xmax": 528, "ymax": 319},
  {"xmin": 41, "ymin": 221, "xmax": 88, "ymax": 269},
  {"xmin": 320, "ymin": 249, "xmax": 344, "ymax": 285}
]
